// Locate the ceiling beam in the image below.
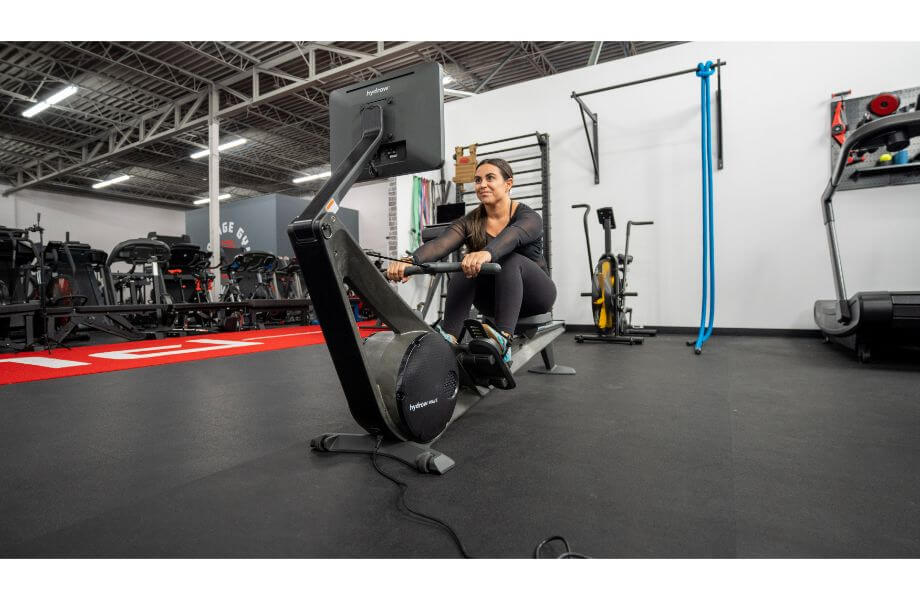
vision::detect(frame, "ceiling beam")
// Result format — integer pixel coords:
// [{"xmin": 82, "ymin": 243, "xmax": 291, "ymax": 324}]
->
[
  {"xmin": 588, "ymin": 42, "xmax": 603, "ymax": 66},
  {"xmin": 0, "ymin": 52, "xmax": 166, "ymax": 114},
  {"xmin": 312, "ymin": 43, "xmax": 373, "ymax": 60},
  {"xmin": 62, "ymin": 42, "xmax": 202, "ymax": 95},
  {"xmin": 2, "ymin": 42, "xmax": 426, "ymax": 196},
  {"xmin": 216, "ymin": 42, "xmax": 261, "ymax": 65},
  {"xmin": 0, "ymin": 131, "xmax": 83, "ymax": 158},
  {"xmin": 474, "ymin": 46, "xmax": 520, "ymax": 93},
  {"xmin": 3, "ymin": 43, "xmax": 335, "ymax": 179},
  {"xmin": 0, "ymin": 86, "xmax": 136, "ymax": 132},
  {"xmin": 109, "ymin": 42, "xmax": 228, "ymax": 90},
  {"xmin": 0, "ymin": 147, "xmax": 48, "ymax": 161},
  {"xmin": 177, "ymin": 42, "xmax": 247, "ymax": 74},
  {"xmin": 428, "ymin": 44, "xmax": 490, "ymax": 92},
  {"xmin": 517, "ymin": 42, "xmax": 558, "ymax": 77}
]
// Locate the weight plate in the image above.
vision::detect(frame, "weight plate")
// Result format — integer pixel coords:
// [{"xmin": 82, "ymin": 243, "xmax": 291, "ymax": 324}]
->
[{"xmin": 868, "ymin": 93, "xmax": 900, "ymax": 117}]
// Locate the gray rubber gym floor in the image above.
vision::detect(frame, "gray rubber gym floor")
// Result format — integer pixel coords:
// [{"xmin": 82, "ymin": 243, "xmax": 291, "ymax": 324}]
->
[{"xmin": 1, "ymin": 332, "xmax": 917, "ymax": 558}]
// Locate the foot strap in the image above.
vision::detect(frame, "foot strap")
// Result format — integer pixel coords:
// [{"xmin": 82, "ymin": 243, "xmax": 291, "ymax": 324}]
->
[{"xmin": 461, "ymin": 319, "xmax": 516, "ymax": 390}]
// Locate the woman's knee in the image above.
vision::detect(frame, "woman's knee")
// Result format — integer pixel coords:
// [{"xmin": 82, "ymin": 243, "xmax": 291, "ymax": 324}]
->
[
  {"xmin": 494, "ymin": 253, "xmax": 528, "ymax": 284},
  {"xmin": 446, "ymin": 271, "xmax": 476, "ymax": 293},
  {"xmin": 496, "ymin": 252, "xmax": 527, "ymax": 269},
  {"xmin": 522, "ymin": 281, "xmax": 556, "ymax": 315}
]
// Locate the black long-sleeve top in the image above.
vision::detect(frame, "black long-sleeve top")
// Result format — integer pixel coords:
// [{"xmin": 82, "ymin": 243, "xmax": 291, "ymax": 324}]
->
[{"xmin": 411, "ymin": 202, "xmax": 548, "ymax": 273}]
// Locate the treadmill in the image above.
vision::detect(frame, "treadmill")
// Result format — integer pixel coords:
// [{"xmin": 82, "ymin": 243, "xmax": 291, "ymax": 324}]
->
[{"xmin": 815, "ymin": 110, "xmax": 920, "ymax": 362}]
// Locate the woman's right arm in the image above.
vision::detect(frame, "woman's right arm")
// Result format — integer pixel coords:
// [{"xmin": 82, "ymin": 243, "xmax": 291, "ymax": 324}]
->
[{"xmin": 386, "ymin": 220, "xmax": 466, "ymax": 282}]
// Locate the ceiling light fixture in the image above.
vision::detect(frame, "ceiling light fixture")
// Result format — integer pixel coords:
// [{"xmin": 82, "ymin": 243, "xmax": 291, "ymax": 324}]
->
[
  {"xmin": 190, "ymin": 138, "xmax": 248, "ymax": 159},
  {"xmin": 444, "ymin": 88, "xmax": 475, "ymax": 97},
  {"xmin": 91, "ymin": 174, "xmax": 131, "ymax": 189},
  {"xmin": 292, "ymin": 170, "xmax": 332, "ymax": 184},
  {"xmin": 193, "ymin": 193, "xmax": 232, "ymax": 205},
  {"xmin": 22, "ymin": 85, "xmax": 79, "ymax": 118}
]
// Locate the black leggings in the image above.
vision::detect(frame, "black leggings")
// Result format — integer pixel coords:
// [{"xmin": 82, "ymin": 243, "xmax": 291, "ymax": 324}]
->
[{"xmin": 441, "ymin": 252, "xmax": 556, "ymax": 338}]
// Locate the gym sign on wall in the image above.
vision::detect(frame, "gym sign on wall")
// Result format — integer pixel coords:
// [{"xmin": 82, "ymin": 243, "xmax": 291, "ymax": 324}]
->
[{"xmin": 206, "ymin": 220, "xmax": 254, "ymax": 257}]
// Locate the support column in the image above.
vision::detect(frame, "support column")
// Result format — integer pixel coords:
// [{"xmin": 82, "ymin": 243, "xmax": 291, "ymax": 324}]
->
[{"xmin": 208, "ymin": 86, "xmax": 222, "ymax": 301}]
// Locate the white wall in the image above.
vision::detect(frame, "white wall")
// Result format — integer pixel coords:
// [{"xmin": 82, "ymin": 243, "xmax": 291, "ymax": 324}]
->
[
  {"xmin": 339, "ymin": 180, "xmax": 390, "ymax": 253},
  {"xmin": 436, "ymin": 41, "xmax": 920, "ymax": 329},
  {"xmin": 0, "ymin": 186, "xmax": 185, "ymax": 255},
  {"xmin": 340, "ymin": 174, "xmax": 456, "ymax": 311},
  {"xmin": 0, "ymin": 195, "xmax": 13, "ymax": 225}
]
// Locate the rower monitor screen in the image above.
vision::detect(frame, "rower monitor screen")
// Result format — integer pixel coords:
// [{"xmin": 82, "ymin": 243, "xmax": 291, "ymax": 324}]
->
[{"xmin": 329, "ymin": 61, "xmax": 445, "ymax": 182}]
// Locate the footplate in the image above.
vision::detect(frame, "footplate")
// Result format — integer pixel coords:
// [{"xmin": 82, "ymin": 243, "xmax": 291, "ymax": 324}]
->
[{"xmin": 459, "ymin": 319, "xmax": 516, "ymax": 390}]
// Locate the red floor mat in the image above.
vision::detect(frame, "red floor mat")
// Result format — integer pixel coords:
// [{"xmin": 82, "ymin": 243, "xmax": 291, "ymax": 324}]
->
[{"xmin": 0, "ymin": 322, "xmax": 384, "ymax": 385}]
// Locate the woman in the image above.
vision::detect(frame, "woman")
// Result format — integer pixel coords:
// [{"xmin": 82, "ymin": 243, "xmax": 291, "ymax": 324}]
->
[{"xmin": 386, "ymin": 158, "xmax": 556, "ymax": 362}]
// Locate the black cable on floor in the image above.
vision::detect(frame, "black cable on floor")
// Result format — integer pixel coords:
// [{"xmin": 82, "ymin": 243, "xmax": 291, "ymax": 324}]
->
[
  {"xmin": 371, "ymin": 436, "xmax": 473, "ymax": 558},
  {"xmin": 533, "ymin": 535, "xmax": 590, "ymax": 559},
  {"xmin": 370, "ymin": 436, "xmax": 591, "ymax": 559}
]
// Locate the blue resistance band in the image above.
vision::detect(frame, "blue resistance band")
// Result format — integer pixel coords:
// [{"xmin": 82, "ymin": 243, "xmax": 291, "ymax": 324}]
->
[{"xmin": 694, "ymin": 61, "xmax": 716, "ymax": 353}]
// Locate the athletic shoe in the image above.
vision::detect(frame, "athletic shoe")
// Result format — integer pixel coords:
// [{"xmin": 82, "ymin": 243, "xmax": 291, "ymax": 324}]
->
[
  {"xmin": 434, "ymin": 323, "xmax": 457, "ymax": 345},
  {"xmin": 481, "ymin": 322, "xmax": 512, "ymax": 364}
]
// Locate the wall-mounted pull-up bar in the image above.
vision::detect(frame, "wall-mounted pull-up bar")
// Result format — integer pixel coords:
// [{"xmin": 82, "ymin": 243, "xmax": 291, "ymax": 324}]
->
[{"xmin": 571, "ymin": 59, "xmax": 726, "ymax": 184}]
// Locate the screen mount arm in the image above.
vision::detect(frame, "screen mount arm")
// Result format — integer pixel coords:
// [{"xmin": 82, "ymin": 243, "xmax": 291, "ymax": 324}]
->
[{"xmin": 295, "ymin": 104, "xmax": 385, "ymax": 235}]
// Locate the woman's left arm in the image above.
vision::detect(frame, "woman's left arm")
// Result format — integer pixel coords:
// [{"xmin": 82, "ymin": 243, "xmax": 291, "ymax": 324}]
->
[{"xmin": 482, "ymin": 207, "xmax": 543, "ymax": 261}]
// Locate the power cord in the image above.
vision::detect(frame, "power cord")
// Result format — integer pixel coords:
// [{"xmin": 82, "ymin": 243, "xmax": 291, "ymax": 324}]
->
[
  {"xmin": 370, "ymin": 436, "xmax": 591, "ymax": 559},
  {"xmin": 371, "ymin": 436, "xmax": 472, "ymax": 558},
  {"xmin": 533, "ymin": 535, "xmax": 591, "ymax": 559}
]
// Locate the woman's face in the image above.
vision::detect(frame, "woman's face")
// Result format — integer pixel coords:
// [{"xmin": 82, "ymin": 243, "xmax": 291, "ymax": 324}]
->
[{"xmin": 474, "ymin": 163, "xmax": 512, "ymax": 206}]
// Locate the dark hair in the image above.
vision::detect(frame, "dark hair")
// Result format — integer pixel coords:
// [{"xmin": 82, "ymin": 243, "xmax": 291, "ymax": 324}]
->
[
  {"xmin": 466, "ymin": 158, "xmax": 514, "ymax": 251},
  {"xmin": 477, "ymin": 157, "xmax": 513, "ymax": 180}
]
